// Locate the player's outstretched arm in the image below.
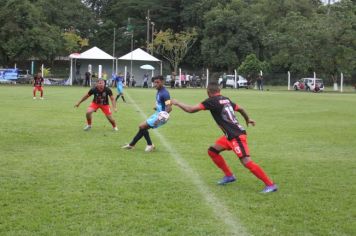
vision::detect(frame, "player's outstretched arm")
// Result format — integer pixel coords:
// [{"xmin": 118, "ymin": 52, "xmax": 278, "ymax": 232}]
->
[
  {"xmin": 110, "ymin": 95, "xmax": 117, "ymax": 112},
  {"xmin": 237, "ymin": 107, "xmax": 256, "ymax": 126},
  {"xmin": 75, "ymin": 94, "xmax": 90, "ymax": 108},
  {"xmin": 171, "ymin": 99, "xmax": 201, "ymax": 113}
]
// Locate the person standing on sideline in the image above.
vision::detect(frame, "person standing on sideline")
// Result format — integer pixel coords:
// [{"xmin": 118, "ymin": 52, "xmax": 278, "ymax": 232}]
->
[
  {"xmin": 257, "ymin": 75, "xmax": 264, "ymax": 91},
  {"xmin": 84, "ymin": 71, "xmax": 91, "ymax": 87},
  {"xmin": 75, "ymin": 79, "xmax": 118, "ymax": 131},
  {"xmin": 32, "ymin": 72, "xmax": 44, "ymax": 99},
  {"xmin": 113, "ymin": 73, "xmax": 126, "ymax": 103},
  {"xmin": 222, "ymin": 73, "xmax": 227, "ymax": 88},
  {"xmin": 122, "ymin": 75, "xmax": 172, "ymax": 152},
  {"xmin": 143, "ymin": 73, "xmax": 149, "ymax": 88},
  {"xmin": 171, "ymin": 82, "xmax": 277, "ymax": 193}
]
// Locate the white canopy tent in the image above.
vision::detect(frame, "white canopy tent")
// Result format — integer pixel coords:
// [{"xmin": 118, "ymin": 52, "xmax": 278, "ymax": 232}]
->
[
  {"xmin": 118, "ymin": 48, "xmax": 162, "ymax": 76},
  {"xmin": 68, "ymin": 47, "xmax": 115, "ymax": 85}
]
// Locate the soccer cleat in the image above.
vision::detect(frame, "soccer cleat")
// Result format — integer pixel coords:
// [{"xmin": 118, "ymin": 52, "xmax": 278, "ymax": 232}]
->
[
  {"xmin": 261, "ymin": 184, "xmax": 278, "ymax": 193},
  {"xmin": 83, "ymin": 125, "xmax": 92, "ymax": 131},
  {"xmin": 33, "ymin": 97, "xmax": 36, "ymax": 100},
  {"xmin": 144, "ymin": 144, "xmax": 155, "ymax": 152},
  {"xmin": 113, "ymin": 127, "xmax": 118, "ymax": 131},
  {"xmin": 40, "ymin": 97, "xmax": 44, "ymax": 100},
  {"xmin": 217, "ymin": 175, "xmax": 236, "ymax": 185},
  {"xmin": 122, "ymin": 144, "xmax": 134, "ymax": 150}
]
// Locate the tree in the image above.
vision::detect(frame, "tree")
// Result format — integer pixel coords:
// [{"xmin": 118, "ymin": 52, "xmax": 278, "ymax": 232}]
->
[
  {"xmin": 238, "ymin": 54, "xmax": 268, "ymax": 79},
  {"xmin": 153, "ymin": 28, "xmax": 198, "ymax": 73},
  {"xmin": 0, "ymin": 0, "xmax": 62, "ymax": 65}
]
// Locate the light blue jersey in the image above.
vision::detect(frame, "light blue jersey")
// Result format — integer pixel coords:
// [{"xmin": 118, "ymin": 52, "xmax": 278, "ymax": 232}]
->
[
  {"xmin": 146, "ymin": 87, "xmax": 171, "ymax": 128},
  {"xmin": 114, "ymin": 76, "xmax": 124, "ymax": 94}
]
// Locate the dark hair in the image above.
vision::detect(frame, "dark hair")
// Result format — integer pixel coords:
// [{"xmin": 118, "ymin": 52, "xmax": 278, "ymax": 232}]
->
[
  {"xmin": 152, "ymin": 75, "xmax": 164, "ymax": 81},
  {"xmin": 207, "ymin": 82, "xmax": 220, "ymax": 94}
]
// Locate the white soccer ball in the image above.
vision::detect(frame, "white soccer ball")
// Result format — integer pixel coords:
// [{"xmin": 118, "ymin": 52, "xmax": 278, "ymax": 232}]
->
[{"xmin": 158, "ymin": 111, "xmax": 170, "ymax": 122}]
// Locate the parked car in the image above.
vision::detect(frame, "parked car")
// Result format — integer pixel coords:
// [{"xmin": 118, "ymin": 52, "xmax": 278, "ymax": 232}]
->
[
  {"xmin": 294, "ymin": 78, "xmax": 324, "ymax": 92},
  {"xmin": 218, "ymin": 75, "xmax": 248, "ymax": 88},
  {"xmin": 17, "ymin": 70, "xmax": 32, "ymax": 84}
]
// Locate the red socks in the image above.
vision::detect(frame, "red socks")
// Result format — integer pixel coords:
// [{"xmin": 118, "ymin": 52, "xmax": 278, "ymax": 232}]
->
[
  {"xmin": 208, "ymin": 149, "xmax": 233, "ymax": 176},
  {"xmin": 87, "ymin": 118, "xmax": 92, "ymax": 125},
  {"xmin": 245, "ymin": 161, "xmax": 273, "ymax": 186}
]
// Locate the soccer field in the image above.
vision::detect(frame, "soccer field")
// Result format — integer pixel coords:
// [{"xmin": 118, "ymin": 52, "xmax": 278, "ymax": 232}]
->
[{"xmin": 0, "ymin": 85, "xmax": 355, "ymax": 235}]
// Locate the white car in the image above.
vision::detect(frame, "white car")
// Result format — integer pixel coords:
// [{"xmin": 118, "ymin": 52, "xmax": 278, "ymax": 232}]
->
[
  {"xmin": 293, "ymin": 78, "xmax": 324, "ymax": 92},
  {"xmin": 218, "ymin": 75, "xmax": 248, "ymax": 88}
]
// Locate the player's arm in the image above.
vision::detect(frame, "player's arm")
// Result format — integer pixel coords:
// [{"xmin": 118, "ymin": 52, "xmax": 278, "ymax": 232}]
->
[
  {"xmin": 110, "ymin": 95, "xmax": 117, "ymax": 112},
  {"xmin": 165, "ymin": 100, "xmax": 172, "ymax": 113},
  {"xmin": 75, "ymin": 94, "xmax": 90, "ymax": 108},
  {"xmin": 236, "ymin": 106, "xmax": 256, "ymax": 126},
  {"xmin": 171, "ymin": 99, "xmax": 202, "ymax": 113}
]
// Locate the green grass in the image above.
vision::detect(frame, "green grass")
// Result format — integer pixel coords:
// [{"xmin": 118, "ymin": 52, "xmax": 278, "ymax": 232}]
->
[{"xmin": 0, "ymin": 85, "xmax": 355, "ymax": 235}]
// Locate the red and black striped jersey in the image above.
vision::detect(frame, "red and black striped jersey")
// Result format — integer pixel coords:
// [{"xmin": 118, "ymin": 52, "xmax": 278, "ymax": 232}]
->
[
  {"xmin": 33, "ymin": 76, "xmax": 44, "ymax": 86},
  {"xmin": 200, "ymin": 95, "xmax": 246, "ymax": 140},
  {"xmin": 88, "ymin": 87, "xmax": 113, "ymax": 105}
]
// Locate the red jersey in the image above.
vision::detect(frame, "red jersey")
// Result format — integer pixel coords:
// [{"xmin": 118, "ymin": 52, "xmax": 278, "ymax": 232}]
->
[
  {"xmin": 33, "ymin": 76, "xmax": 44, "ymax": 86},
  {"xmin": 200, "ymin": 95, "xmax": 246, "ymax": 140}
]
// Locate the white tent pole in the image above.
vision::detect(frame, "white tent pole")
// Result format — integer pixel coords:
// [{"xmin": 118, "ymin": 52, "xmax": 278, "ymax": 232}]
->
[
  {"xmin": 234, "ymin": 69, "xmax": 237, "ymax": 89},
  {"xmin": 179, "ymin": 68, "xmax": 182, "ymax": 87},
  {"xmin": 340, "ymin": 72, "xmax": 344, "ymax": 93},
  {"xmin": 98, "ymin": 65, "xmax": 102, "ymax": 79},
  {"xmin": 70, "ymin": 58, "xmax": 73, "ymax": 86},
  {"xmin": 313, "ymin": 72, "xmax": 316, "ymax": 91},
  {"xmin": 206, "ymin": 68, "xmax": 209, "ymax": 87},
  {"xmin": 41, "ymin": 64, "xmax": 44, "ymax": 77},
  {"xmin": 288, "ymin": 71, "xmax": 291, "ymax": 90},
  {"xmin": 88, "ymin": 64, "xmax": 92, "ymax": 87},
  {"xmin": 160, "ymin": 61, "xmax": 162, "ymax": 75},
  {"xmin": 124, "ymin": 66, "xmax": 127, "ymax": 85}
]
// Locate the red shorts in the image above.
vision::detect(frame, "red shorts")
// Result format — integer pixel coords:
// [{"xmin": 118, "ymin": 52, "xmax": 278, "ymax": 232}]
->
[
  {"xmin": 88, "ymin": 102, "xmax": 112, "ymax": 115},
  {"xmin": 33, "ymin": 86, "xmax": 43, "ymax": 92},
  {"xmin": 215, "ymin": 135, "xmax": 250, "ymax": 158}
]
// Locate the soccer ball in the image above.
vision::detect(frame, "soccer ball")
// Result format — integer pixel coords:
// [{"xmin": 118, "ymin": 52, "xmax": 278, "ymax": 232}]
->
[{"xmin": 158, "ymin": 111, "xmax": 170, "ymax": 122}]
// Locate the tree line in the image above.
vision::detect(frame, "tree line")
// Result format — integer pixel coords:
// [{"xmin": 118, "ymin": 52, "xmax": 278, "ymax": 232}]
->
[{"xmin": 0, "ymin": 0, "xmax": 355, "ymax": 83}]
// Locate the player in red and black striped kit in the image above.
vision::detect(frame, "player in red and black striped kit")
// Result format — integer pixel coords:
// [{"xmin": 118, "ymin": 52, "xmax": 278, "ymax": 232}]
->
[
  {"xmin": 32, "ymin": 73, "xmax": 44, "ymax": 99},
  {"xmin": 172, "ymin": 82, "xmax": 277, "ymax": 193},
  {"xmin": 75, "ymin": 79, "xmax": 118, "ymax": 131}
]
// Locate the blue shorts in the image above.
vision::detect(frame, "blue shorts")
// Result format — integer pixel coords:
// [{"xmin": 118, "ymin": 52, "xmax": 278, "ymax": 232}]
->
[
  {"xmin": 146, "ymin": 112, "xmax": 167, "ymax": 129},
  {"xmin": 117, "ymin": 84, "xmax": 123, "ymax": 94}
]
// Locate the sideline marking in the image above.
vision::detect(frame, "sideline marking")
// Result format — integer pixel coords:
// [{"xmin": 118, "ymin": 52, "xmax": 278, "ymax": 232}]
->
[{"xmin": 125, "ymin": 91, "xmax": 249, "ymax": 236}]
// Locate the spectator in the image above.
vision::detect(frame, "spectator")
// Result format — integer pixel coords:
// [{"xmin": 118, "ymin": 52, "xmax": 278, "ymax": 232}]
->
[
  {"xmin": 143, "ymin": 73, "xmax": 149, "ymax": 88},
  {"xmin": 257, "ymin": 75, "xmax": 264, "ymax": 91},
  {"xmin": 84, "ymin": 71, "xmax": 91, "ymax": 87}
]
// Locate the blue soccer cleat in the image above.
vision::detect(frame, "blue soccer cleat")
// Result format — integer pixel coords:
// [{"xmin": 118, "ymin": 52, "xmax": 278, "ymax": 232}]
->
[
  {"xmin": 217, "ymin": 175, "xmax": 236, "ymax": 185},
  {"xmin": 261, "ymin": 184, "xmax": 278, "ymax": 193}
]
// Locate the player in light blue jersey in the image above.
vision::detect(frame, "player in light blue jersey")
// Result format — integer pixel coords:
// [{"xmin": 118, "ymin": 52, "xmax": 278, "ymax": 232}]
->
[
  {"xmin": 113, "ymin": 73, "xmax": 126, "ymax": 103},
  {"xmin": 122, "ymin": 75, "xmax": 172, "ymax": 152}
]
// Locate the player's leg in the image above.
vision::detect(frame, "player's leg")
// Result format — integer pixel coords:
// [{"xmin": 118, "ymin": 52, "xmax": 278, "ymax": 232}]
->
[
  {"xmin": 33, "ymin": 87, "xmax": 37, "ymax": 99},
  {"xmin": 100, "ymin": 105, "xmax": 118, "ymax": 130},
  {"xmin": 84, "ymin": 103, "xmax": 97, "ymax": 130},
  {"xmin": 231, "ymin": 135, "xmax": 277, "ymax": 192},
  {"xmin": 120, "ymin": 92, "xmax": 126, "ymax": 102},
  {"xmin": 209, "ymin": 136, "xmax": 236, "ymax": 185},
  {"xmin": 124, "ymin": 121, "xmax": 150, "ymax": 147},
  {"xmin": 39, "ymin": 87, "xmax": 44, "ymax": 99},
  {"xmin": 116, "ymin": 87, "xmax": 121, "ymax": 101}
]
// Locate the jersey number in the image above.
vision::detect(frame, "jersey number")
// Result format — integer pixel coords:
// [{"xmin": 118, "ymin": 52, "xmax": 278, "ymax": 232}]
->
[{"xmin": 223, "ymin": 105, "xmax": 238, "ymax": 124}]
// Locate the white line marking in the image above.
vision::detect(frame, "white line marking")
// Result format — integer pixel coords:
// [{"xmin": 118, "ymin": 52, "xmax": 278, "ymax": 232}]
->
[{"xmin": 126, "ymin": 91, "xmax": 249, "ymax": 236}]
